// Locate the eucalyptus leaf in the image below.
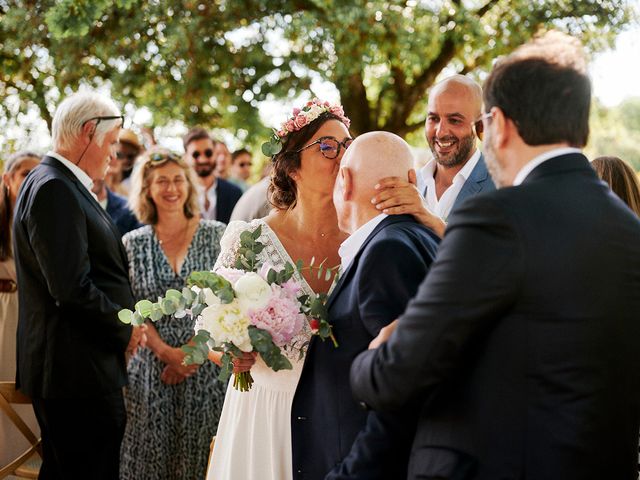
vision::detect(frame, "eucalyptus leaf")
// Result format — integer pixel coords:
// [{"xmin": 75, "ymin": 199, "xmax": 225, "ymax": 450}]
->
[
  {"xmin": 118, "ymin": 309, "xmax": 133, "ymax": 324},
  {"xmin": 135, "ymin": 299, "xmax": 153, "ymax": 317}
]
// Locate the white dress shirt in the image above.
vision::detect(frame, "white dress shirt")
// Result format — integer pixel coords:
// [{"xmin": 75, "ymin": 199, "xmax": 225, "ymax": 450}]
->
[
  {"xmin": 512, "ymin": 147, "xmax": 582, "ymax": 186},
  {"xmin": 198, "ymin": 180, "xmax": 218, "ymax": 220},
  {"xmin": 46, "ymin": 150, "xmax": 97, "ymax": 200},
  {"xmin": 419, "ymin": 149, "xmax": 481, "ymax": 221},
  {"xmin": 338, "ymin": 213, "xmax": 388, "ymax": 273}
]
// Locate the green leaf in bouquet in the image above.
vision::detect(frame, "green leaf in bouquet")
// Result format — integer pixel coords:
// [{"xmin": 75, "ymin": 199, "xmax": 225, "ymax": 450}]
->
[
  {"xmin": 150, "ymin": 304, "xmax": 164, "ymax": 322},
  {"xmin": 253, "ymin": 243, "xmax": 265, "ymax": 254},
  {"xmin": 239, "ymin": 230, "xmax": 254, "ymax": 245},
  {"xmin": 161, "ymin": 298, "xmax": 177, "ymax": 315},
  {"xmin": 219, "ymin": 352, "xmax": 233, "ymax": 383},
  {"xmin": 191, "ymin": 303, "xmax": 206, "ymax": 317},
  {"xmin": 325, "ymin": 268, "xmax": 333, "ymax": 282},
  {"xmin": 174, "ymin": 309, "xmax": 187, "ymax": 319},
  {"xmin": 267, "ymin": 268, "xmax": 277, "ymax": 284},
  {"xmin": 177, "ymin": 295, "xmax": 187, "ymax": 310},
  {"xmin": 132, "ymin": 311, "xmax": 144, "ymax": 326},
  {"xmin": 165, "ymin": 289, "xmax": 182, "ymax": 301},
  {"xmin": 245, "ymin": 250, "xmax": 256, "ymax": 262},
  {"xmin": 318, "ymin": 321, "xmax": 332, "ymax": 338},
  {"xmin": 217, "ymin": 286, "xmax": 235, "ymax": 304},
  {"xmin": 295, "ymin": 259, "xmax": 304, "ymax": 272},
  {"xmin": 248, "ymin": 327, "xmax": 292, "ymax": 372},
  {"xmin": 118, "ymin": 309, "xmax": 133, "ymax": 324},
  {"xmin": 194, "ymin": 329, "xmax": 211, "ymax": 343},
  {"xmin": 251, "ymin": 224, "xmax": 262, "ymax": 240},
  {"xmin": 135, "ymin": 299, "xmax": 153, "ymax": 317},
  {"xmin": 182, "ymin": 287, "xmax": 196, "ymax": 304}
]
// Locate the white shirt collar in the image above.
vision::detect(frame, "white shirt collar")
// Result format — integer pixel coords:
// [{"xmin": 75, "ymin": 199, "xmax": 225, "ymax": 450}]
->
[
  {"xmin": 512, "ymin": 147, "xmax": 582, "ymax": 186},
  {"xmin": 47, "ymin": 150, "xmax": 95, "ymax": 197},
  {"xmin": 418, "ymin": 149, "xmax": 481, "ymax": 221},
  {"xmin": 338, "ymin": 213, "xmax": 388, "ymax": 273}
]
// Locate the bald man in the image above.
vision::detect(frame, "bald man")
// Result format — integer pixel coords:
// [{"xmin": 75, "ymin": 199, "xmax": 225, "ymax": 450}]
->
[
  {"xmin": 290, "ymin": 132, "xmax": 440, "ymax": 480},
  {"xmin": 372, "ymin": 75, "xmax": 495, "ymax": 237}
]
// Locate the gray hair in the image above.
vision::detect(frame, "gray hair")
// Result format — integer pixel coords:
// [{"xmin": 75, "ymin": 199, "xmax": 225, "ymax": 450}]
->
[
  {"xmin": 3, "ymin": 151, "xmax": 41, "ymax": 173},
  {"xmin": 51, "ymin": 91, "xmax": 122, "ymax": 150}
]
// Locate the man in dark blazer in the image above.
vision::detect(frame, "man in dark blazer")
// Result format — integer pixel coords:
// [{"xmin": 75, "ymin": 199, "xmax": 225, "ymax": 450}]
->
[
  {"xmin": 13, "ymin": 91, "xmax": 145, "ymax": 480},
  {"xmin": 91, "ymin": 178, "xmax": 142, "ymax": 235},
  {"xmin": 182, "ymin": 127, "xmax": 242, "ymax": 224},
  {"xmin": 291, "ymin": 132, "xmax": 440, "ymax": 480},
  {"xmin": 351, "ymin": 32, "xmax": 640, "ymax": 480},
  {"xmin": 371, "ymin": 75, "xmax": 495, "ymax": 238}
]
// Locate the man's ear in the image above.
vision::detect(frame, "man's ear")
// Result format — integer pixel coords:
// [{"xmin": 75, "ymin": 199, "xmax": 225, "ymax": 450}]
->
[
  {"xmin": 492, "ymin": 107, "xmax": 509, "ymax": 148},
  {"xmin": 340, "ymin": 166, "xmax": 353, "ymax": 202},
  {"xmin": 81, "ymin": 120, "xmax": 96, "ymax": 142}
]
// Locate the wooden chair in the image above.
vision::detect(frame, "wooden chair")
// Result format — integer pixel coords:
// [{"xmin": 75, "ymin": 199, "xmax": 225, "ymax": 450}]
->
[{"xmin": 0, "ymin": 382, "xmax": 41, "ymax": 479}]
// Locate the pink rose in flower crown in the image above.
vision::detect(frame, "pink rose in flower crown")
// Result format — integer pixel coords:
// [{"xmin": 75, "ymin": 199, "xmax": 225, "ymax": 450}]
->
[{"xmin": 293, "ymin": 114, "xmax": 308, "ymax": 130}]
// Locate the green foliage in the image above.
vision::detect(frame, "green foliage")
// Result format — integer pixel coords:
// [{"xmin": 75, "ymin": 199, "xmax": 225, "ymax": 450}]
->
[
  {"xmin": 235, "ymin": 225, "xmax": 265, "ymax": 272},
  {"xmin": 248, "ymin": 326, "xmax": 292, "ymax": 372},
  {"xmin": 586, "ymin": 98, "xmax": 640, "ymax": 171},
  {"xmin": 1, "ymin": 0, "xmax": 634, "ymax": 144}
]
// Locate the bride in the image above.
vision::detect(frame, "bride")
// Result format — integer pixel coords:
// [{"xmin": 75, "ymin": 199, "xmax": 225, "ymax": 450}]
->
[{"xmin": 206, "ymin": 100, "xmax": 352, "ymax": 480}]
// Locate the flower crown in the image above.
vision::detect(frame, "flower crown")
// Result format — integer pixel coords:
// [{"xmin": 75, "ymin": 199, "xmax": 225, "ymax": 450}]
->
[{"xmin": 261, "ymin": 98, "xmax": 351, "ymax": 157}]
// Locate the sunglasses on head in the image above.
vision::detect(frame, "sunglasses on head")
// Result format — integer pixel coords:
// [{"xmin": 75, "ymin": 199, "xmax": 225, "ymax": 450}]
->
[
  {"xmin": 296, "ymin": 136, "xmax": 353, "ymax": 159},
  {"xmin": 192, "ymin": 149, "xmax": 214, "ymax": 160},
  {"xmin": 147, "ymin": 152, "xmax": 182, "ymax": 168}
]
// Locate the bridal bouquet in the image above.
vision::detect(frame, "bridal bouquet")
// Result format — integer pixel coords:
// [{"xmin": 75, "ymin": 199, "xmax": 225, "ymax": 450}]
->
[{"xmin": 118, "ymin": 225, "xmax": 337, "ymax": 391}]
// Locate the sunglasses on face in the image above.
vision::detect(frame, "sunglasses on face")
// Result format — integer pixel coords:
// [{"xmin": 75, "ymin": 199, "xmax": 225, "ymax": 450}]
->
[
  {"xmin": 192, "ymin": 149, "xmax": 214, "ymax": 160},
  {"xmin": 296, "ymin": 136, "xmax": 353, "ymax": 159},
  {"xmin": 116, "ymin": 151, "xmax": 137, "ymax": 162}
]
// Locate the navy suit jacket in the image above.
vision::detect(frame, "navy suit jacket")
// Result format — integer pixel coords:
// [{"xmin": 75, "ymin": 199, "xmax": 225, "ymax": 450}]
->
[
  {"xmin": 418, "ymin": 153, "xmax": 495, "ymax": 216},
  {"xmin": 351, "ymin": 154, "xmax": 640, "ymax": 480},
  {"xmin": 13, "ymin": 156, "xmax": 134, "ymax": 398},
  {"xmin": 106, "ymin": 188, "xmax": 141, "ymax": 236},
  {"xmin": 291, "ymin": 215, "xmax": 440, "ymax": 480},
  {"xmin": 216, "ymin": 178, "xmax": 243, "ymax": 224}
]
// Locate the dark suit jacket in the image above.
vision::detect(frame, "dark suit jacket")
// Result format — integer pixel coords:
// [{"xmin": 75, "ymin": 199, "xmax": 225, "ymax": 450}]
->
[
  {"xmin": 106, "ymin": 188, "xmax": 141, "ymax": 236},
  {"xmin": 216, "ymin": 178, "xmax": 243, "ymax": 224},
  {"xmin": 13, "ymin": 156, "xmax": 134, "ymax": 399},
  {"xmin": 291, "ymin": 215, "xmax": 440, "ymax": 480},
  {"xmin": 351, "ymin": 153, "xmax": 640, "ymax": 480},
  {"xmin": 418, "ymin": 153, "xmax": 495, "ymax": 216}
]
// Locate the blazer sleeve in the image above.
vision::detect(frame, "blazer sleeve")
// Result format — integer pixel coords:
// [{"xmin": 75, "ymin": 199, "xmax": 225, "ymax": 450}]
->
[
  {"xmin": 27, "ymin": 179, "xmax": 132, "ymax": 351},
  {"xmin": 350, "ymin": 195, "xmax": 523, "ymax": 411},
  {"xmin": 356, "ymin": 235, "xmax": 436, "ymax": 337}
]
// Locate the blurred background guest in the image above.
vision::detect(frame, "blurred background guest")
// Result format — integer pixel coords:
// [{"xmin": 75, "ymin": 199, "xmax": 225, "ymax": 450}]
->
[
  {"xmin": 228, "ymin": 148, "xmax": 253, "ymax": 192},
  {"xmin": 592, "ymin": 155, "xmax": 640, "ymax": 216},
  {"xmin": 182, "ymin": 127, "xmax": 242, "ymax": 224},
  {"xmin": 91, "ymin": 177, "xmax": 142, "ymax": 236},
  {"xmin": 120, "ymin": 148, "xmax": 227, "ymax": 480},
  {"xmin": 106, "ymin": 129, "xmax": 143, "ymax": 196},
  {"xmin": 0, "ymin": 151, "xmax": 41, "ymax": 468},
  {"xmin": 213, "ymin": 138, "xmax": 231, "ymax": 180}
]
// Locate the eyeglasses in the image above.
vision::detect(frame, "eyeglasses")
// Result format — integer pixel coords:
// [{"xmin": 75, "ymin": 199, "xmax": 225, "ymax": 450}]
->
[
  {"xmin": 296, "ymin": 136, "xmax": 353, "ymax": 159},
  {"xmin": 192, "ymin": 149, "xmax": 214, "ymax": 160},
  {"xmin": 82, "ymin": 115, "xmax": 125, "ymax": 128},
  {"xmin": 473, "ymin": 112, "xmax": 494, "ymax": 141}
]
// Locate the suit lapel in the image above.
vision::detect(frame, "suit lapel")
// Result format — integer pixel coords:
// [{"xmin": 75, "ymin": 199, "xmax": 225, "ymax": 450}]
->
[
  {"xmin": 452, "ymin": 153, "xmax": 489, "ymax": 211},
  {"xmin": 43, "ymin": 157, "xmax": 129, "ymax": 267},
  {"xmin": 326, "ymin": 215, "xmax": 411, "ymax": 311}
]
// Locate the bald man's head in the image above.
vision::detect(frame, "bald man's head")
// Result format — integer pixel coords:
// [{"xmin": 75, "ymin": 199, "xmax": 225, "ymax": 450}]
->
[
  {"xmin": 429, "ymin": 75, "xmax": 483, "ymax": 115},
  {"xmin": 333, "ymin": 131, "xmax": 414, "ymax": 232}
]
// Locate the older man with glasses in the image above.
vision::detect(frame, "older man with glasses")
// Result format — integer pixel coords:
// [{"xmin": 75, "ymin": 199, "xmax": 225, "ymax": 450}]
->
[
  {"xmin": 182, "ymin": 127, "xmax": 243, "ymax": 224},
  {"xmin": 12, "ymin": 90, "xmax": 146, "ymax": 480}
]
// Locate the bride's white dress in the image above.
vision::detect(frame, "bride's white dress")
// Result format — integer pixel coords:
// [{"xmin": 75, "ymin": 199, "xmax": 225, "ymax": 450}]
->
[{"xmin": 206, "ymin": 219, "xmax": 315, "ymax": 480}]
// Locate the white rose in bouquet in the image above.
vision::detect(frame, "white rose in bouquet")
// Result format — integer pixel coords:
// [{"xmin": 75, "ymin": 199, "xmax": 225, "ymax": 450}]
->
[
  {"xmin": 234, "ymin": 272, "xmax": 272, "ymax": 311},
  {"xmin": 201, "ymin": 300, "xmax": 253, "ymax": 352}
]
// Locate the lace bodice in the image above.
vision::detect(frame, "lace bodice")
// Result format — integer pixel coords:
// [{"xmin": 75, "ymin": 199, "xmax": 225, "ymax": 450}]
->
[{"xmin": 213, "ymin": 219, "xmax": 314, "ymax": 360}]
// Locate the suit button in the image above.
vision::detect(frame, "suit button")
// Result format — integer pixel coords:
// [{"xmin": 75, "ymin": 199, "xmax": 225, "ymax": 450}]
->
[
  {"xmin": 296, "ymin": 416, "xmax": 307, "ymax": 420},
  {"xmin": 358, "ymin": 401, "xmax": 369, "ymax": 411}
]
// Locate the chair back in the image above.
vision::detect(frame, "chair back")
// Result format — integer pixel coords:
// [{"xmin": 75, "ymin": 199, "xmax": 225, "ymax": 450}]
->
[{"xmin": 0, "ymin": 381, "xmax": 41, "ymax": 479}]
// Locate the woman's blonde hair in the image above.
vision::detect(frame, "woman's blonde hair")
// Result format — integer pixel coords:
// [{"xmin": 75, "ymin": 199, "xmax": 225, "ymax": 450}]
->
[
  {"xmin": 129, "ymin": 147, "xmax": 200, "ymax": 224},
  {"xmin": 592, "ymin": 156, "xmax": 640, "ymax": 217}
]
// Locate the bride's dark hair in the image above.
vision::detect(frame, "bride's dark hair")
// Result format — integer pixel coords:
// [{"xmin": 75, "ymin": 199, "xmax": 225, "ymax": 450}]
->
[{"xmin": 268, "ymin": 112, "xmax": 344, "ymax": 210}]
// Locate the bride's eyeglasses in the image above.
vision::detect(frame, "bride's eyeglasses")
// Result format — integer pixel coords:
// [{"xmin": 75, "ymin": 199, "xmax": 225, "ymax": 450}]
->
[{"xmin": 296, "ymin": 136, "xmax": 353, "ymax": 159}]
